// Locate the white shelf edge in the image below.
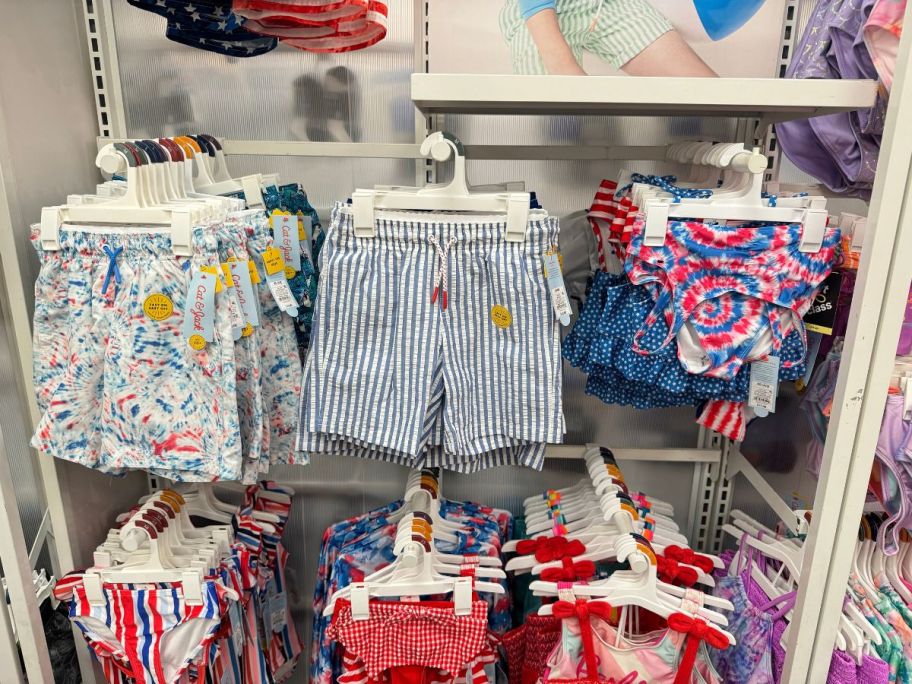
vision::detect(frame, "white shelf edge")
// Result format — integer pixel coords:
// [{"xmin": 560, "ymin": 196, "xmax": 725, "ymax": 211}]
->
[{"xmin": 412, "ymin": 74, "xmax": 878, "ymax": 121}]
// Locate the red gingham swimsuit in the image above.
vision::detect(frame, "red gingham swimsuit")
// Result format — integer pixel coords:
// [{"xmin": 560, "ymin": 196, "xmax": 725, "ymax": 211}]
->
[{"xmin": 328, "ymin": 599, "xmax": 489, "ymax": 684}]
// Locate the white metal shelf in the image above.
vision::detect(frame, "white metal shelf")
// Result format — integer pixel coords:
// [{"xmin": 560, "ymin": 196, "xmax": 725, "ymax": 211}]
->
[{"xmin": 412, "ymin": 74, "xmax": 878, "ymax": 122}]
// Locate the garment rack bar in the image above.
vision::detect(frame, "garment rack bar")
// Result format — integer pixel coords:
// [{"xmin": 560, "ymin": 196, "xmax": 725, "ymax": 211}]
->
[{"xmin": 97, "ymin": 138, "xmax": 672, "ymax": 162}]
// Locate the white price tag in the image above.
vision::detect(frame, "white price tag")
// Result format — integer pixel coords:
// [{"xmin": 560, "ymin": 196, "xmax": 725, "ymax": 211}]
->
[
  {"xmin": 543, "ymin": 251, "xmax": 572, "ymax": 326},
  {"xmin": 267, "ymin": 276, "xmax": 299, "ymax": 318},
  {"xmin": 749, "ymin": 355, "xmax": 780, "ymax": 417},
  {"xmin": 225, "ymin": 288, "xmax": 246, "ymax": 338},
  {"xmin": 269, "ymin": 591, "xmax": 287, "ymax": 633},
  {"xmin": 228, "ymin": 260, "xmax": 260, "ymax": 328}
]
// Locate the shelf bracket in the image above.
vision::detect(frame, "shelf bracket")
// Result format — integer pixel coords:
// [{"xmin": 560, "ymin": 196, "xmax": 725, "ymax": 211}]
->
[{"xmin": 726, "ymin": 449, "xmax": 803, "ymax": 535}]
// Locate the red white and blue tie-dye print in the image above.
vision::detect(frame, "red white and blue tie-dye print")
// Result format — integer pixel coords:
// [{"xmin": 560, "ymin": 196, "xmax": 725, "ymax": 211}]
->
[
  {"xmin": 624, "ymin": 219, "xmax": 840, "ymax": 378},
  {"xmin": 31, "ymin": 213, "xmax": 301, "ymax": 481},
  {"xmin": 210, "ymin": 222, "xmax": 266, "ymax": 480},
  {"xmin": 236, "ymin": 213, "xmax": 304, "ymax": 470},
  {"xmin": 31, "ymin": 228, "xmax": 243, "ymax": 481}
]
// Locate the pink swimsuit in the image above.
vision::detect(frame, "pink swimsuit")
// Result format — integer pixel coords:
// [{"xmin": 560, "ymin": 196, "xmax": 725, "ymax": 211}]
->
[
  {"xmin": 540, "ymin": 599, "xmax": 725, "ymax": 684},
  {"xmin": 865, "ymin": 0, "xmax": 905, "ymax": 91}
]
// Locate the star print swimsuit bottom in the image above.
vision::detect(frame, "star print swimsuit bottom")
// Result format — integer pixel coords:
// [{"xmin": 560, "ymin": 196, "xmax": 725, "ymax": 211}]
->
[{"xmin": 297, "ymin": 203, "xmax": 566, "ymax": 472}]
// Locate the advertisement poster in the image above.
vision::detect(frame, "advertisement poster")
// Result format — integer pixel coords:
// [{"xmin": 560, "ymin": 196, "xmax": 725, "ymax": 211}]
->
[{"xmin": 429, "ymin": 0, "xmax": 788, "ymax": 78}]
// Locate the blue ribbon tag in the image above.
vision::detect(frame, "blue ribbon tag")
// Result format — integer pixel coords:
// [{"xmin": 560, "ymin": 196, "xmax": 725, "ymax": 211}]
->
[
  {"xmin": 271, "ymin": 212, "xmax": 301, "ymax": 273},
  {"xmin": 228, "ymin": 260, "xmax": 260, "ymax": 328},
  {"xmin": 182, "ymin": 270, "xmax": 216, "ymax": 349}
]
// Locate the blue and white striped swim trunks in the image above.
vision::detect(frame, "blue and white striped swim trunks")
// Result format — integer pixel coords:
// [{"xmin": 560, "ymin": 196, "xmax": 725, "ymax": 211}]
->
[{"xmin": 297, "ymin": 203, "xmax": 565, "ymax": 472}]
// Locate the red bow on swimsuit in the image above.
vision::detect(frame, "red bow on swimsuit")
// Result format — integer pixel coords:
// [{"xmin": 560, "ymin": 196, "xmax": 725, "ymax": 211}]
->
[
  {"xmin": 540, "ymin": 557, "xmax": 597, "ymax": 582},
  {"xmin": 552, "ymin": 600, "xmax": 614, "ymax": 680},
  {"xmin": 656, "ymin": 557, "xmax": 699, "ymax": 587},
  {"xmin": 663, "ymin": 546, "xmax": 715, "ymax": 574},
  {"xmin": 667, "ymin": 613, "xmax": 729, "ymax": 684},
  {"xmin": 516, "ymin": 536, "xmax": 586, "ymax": 563}
]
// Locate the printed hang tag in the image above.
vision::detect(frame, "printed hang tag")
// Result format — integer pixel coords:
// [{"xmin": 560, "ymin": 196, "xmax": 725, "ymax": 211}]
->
[
  {"xmin": 298, "ymin": 214, "xmax": 313, "ymax": 262},
  {"xmin": 543, "ymin": 251, "xmax": 572, "ymax": 326},
  {"xmin": 269, "ymin": 591, "xmax": 287, "ymax": 633},
  {"xmin": 218, "ymin": 262, "xmax": 245, "ymax": 338},
  {"xmin": 182, "ymin": 270, "xmax": 216, "ymax": 350},
  {"xmin": 225, "ymin": 286, "xmax": 246, "ymax": 340},
  {"xmin": 262, "ymin": 246, "xmax": 286, "ymax": 277},
  {"xmin": 271, "ymin": 211, "xmax": 302, "ymax": 275},
  {"xmin": 749, "ymin": 355, "xmax": 780, "ymax": 417},
  {"xmin": 261, "ymin": 247, "xmax": 299, "ymax": 317},
  {"xmin": 267, "ymin": 275, "xmax": 299, "ymax": 318},
  {"xmin": 228, "ymin": 601, "xmax": 245, "ymax": 653},
  {"xmin": 228, "ymin": 260, "xmax": 260, "ymax": 328},
  {"xmin": 804, "ymin": 271, "xmax": 843, "ymax": 335}
]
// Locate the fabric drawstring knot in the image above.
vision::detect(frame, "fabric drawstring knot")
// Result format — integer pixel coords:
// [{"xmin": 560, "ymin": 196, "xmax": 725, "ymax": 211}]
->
[
  {"xmin": 428, "ymin": 236, "xmax": 457, "ymax": 310},
  {"xmin": 101, "ymin": 245, "xmax": 124, "ymax": 295}
]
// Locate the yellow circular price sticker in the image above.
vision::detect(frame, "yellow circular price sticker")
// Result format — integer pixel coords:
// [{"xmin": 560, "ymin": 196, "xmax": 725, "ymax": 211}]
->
[
  {"xmin": 490, "ymin": 305, "xmax": 512, "ymax": 329},
  {"xmin": 143, "ymin": 293, "xmax": 174, "ymax": 321},
  {"xmin": 284, "ymin": 266, "xmax": 297, "ymax": 280},
  {"xmin": 241, "ymin": 324, "xmax": 254, "ymax": 338},
  {"xmin": 188, "ymin": 335, "xmax": 207, "ymax": 351}
]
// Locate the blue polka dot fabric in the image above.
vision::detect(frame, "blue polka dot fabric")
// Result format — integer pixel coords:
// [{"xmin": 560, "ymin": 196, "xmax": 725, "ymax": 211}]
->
[{"xmin": 563, "ymin": 271, "xmax": 807, "ymax": 410}]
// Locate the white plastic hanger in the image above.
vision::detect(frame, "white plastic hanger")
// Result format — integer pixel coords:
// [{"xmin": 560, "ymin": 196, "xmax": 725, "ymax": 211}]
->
[
  {"xmin": 323, "ymin": 520, "xmax": 503, "ymax": 618},
  {"xmin": 40, "ymin": 143, "xmax": 202, "ymax": 256},
  {"xmin": 190, "ymin": 135, "xmax": 265, "ymax": 208},
  {"xmin": 351, "ymin": 132, "xmax": 532, "ymax": 243},
  {"xmin": 83, "ymin": 529, "xmax": 222, "ymax": 608},
  {"xmin": 533, "ymin": 563, "xmax": 734, "ymax": 636},
  {"xmin": 642, "ymin": 146, "xmax": 828, "ymax": 253}
]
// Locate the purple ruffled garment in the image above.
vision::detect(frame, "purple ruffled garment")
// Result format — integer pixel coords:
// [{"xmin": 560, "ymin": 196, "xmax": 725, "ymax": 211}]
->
[
  {"xmin": 776, "ymin": 0, "xmax": 885, "ymax": 199},
  {"xmin": 857, "ymin": 654, "xmax": 890, "ymax": 684},
  {"xmin": 770, "ymin": 604, "xmax": 870, "ymax": 683},
  {"xmin": 713, "ymin": 549, "xmax": 737, "ymax": 583}
]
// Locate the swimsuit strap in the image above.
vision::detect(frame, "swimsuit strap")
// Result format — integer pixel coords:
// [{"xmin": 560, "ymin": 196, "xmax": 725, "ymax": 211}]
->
[
  {"xmin": 667, "ymin": 613, "xmax": 730, "ymax": 684},
  {"xmin": 552, "ymin": 599, "xmax": 613, "ymax": 680},
  {"xmin": 758, "ymin": 590, "xmax": 798, "ymax": 621}
]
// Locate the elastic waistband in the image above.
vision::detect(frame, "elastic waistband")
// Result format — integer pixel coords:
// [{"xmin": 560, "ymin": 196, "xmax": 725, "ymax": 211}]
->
[
  {"xmin": 30, "ymin": 225, "xmax": 218, "ymax": 259},
  {"xmin": 331, "ymin": 202, "xmax": 558, "ymax": 251}
]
